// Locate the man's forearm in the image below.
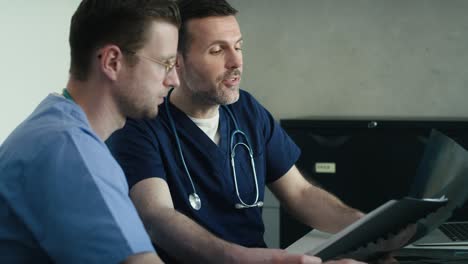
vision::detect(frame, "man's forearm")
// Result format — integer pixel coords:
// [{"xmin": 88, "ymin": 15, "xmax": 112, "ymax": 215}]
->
[
  {"xmin": 269, "ymin": 166, "xmax": 363, "ymax": 234},
  {"xmin": 142, "ymin": 207, "xmax": 241, "ymax": 263},
  {"xmin": 288, "ymin": 184, "xmax": 364, "ymax": 233}
]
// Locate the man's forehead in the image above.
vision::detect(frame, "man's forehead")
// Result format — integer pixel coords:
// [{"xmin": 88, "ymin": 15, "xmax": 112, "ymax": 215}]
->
[
  {"xmin": 187, "ymin": 15, "xmax": 241, "ymax": 42},
  {"xmin": 142, "ymin": 20, "xmax": 179, "ymax": 58}
]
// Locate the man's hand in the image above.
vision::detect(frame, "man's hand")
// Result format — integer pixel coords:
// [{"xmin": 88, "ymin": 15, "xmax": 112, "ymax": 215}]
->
[
  {"xmin": 232, "ymin": 247, "xmax": 367, "ymax": 264},
  {"xmin": 228, "ymin": 247, "xmax": 319, "ymax": 264},
  {"xmin": 325, "ymin": 260, "xmax": 367, "ymax": 264},
  {"xmin": 343, "ymin": 224, "xmax": 417, "ymax": 263},
  {"xmin": 369, "ymin": 224, "xmax": 417, "ymax": 264},
  {"xmin": 373, "ymin": 224, "xmax": 417, "ymax": 253}
]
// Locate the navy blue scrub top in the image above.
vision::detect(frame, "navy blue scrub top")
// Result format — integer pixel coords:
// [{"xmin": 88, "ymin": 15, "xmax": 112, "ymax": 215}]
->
[{"xmin": 108, "ymin": 90, "xmax": 300, "ymax": 256}]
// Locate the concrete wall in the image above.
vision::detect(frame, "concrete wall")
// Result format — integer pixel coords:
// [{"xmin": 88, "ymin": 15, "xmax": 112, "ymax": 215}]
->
[{"xmin": 231, "ymin": 0, "xmax": 468, "ymax": 120}]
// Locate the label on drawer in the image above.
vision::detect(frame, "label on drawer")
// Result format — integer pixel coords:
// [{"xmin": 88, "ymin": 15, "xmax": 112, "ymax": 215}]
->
[{"xmin": 315, "ymin": 162, "xmax": 336, "ymax": 174}]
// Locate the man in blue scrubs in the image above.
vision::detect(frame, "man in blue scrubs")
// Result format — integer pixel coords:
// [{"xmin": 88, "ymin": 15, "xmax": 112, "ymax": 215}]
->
[
  {"xmin": 0, "ymin": 0, "xmax": 180, "ymax": 263},
  {"xmin": 108, "ymin": 0, "xmax": 408, "ymax": 263}
]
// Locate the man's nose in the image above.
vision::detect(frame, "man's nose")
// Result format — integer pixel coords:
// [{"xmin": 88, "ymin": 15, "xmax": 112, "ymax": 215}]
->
[
  {"xmin": 226, "ymin": 49, "xmax": 243, "ymax": 70},
  {"xmin": 164, "ymin": 68, "xmax": 180, "ymax": 89}
]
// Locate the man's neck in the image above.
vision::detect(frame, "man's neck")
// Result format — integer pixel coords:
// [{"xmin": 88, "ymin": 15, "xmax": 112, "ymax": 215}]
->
[
  {"xmin": 170, "ymin": 86, "xmax": 219, "ymax": 119},
  {"xmin": 66, "ymin": 78, "xmax": 125, "ymax": 141}
]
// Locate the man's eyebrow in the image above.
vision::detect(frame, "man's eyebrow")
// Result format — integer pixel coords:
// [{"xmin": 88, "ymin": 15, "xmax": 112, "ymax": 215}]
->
[{"xmin": 206, "ymin": 37, "xmax": 244, "ymax": 47}]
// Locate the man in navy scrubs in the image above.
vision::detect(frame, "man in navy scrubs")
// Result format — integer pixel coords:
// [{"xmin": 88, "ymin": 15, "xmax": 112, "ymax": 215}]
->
[
  {"xmin": 108, "ymin": 0, "xmax": 410, "ymax": 263},
  {"xmin": 0, "ymin": 0, "xmax": 180, "ymax": 263}
]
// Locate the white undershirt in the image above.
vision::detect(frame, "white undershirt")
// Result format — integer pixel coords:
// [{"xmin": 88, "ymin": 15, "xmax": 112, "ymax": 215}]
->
[{"xmin": 188, "ymin": 112, "xmax": 221, "ymax": 145}]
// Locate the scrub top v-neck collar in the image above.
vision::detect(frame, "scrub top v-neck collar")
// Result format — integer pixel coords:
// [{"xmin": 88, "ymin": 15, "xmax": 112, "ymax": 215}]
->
[{"xmin": 164, "ymin": 99, "xmax": 231, "ymax": 173}]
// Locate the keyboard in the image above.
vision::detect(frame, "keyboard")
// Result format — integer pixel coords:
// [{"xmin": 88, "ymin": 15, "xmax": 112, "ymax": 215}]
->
[{"xmin": 439, "ymin": 222, "xmax": 468, "ymax": 241}]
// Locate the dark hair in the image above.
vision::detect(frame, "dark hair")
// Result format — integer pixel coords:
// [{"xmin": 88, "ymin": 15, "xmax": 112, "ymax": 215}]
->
[
  {"xmin": 69, "ymin": 0, "xmax": 181, "ymax": 81},
  {"xmin": 177, "ymin": 0, "xmax": 238, "ymax": 55}
]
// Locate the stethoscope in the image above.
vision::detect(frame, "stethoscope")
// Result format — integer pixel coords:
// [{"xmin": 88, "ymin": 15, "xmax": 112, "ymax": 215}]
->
[{"xmin": 165, "ymin": 88, "xmax": 263, "ymax": 210}]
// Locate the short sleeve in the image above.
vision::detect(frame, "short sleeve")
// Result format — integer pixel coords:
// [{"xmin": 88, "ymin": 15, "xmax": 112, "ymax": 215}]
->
[
  {"xmin": 252, "ymin": 97, "xmax": 301, "ymax": 183},
  {"xmin": 107, "ymin": 118, "xmax": 166, "ymax": 189},
  {"xmin": 16, "ymin": 130, "xmax": 154, "ymax": 263}
]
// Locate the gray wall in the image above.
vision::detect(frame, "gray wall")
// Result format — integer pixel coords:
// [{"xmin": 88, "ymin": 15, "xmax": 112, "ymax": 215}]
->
[
  {"xmin": 0, "ymin": 1, "xmax": 80, "ymax": 144},
  {"xmin": 231, "ymin": 0, "xmax": 468, "ymax": 120}
]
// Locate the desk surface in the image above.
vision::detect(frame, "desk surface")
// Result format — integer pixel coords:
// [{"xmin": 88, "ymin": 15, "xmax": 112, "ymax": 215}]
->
[{"xmin": 286, "ymin": 229, "xmax": 468, "ymax": 262}]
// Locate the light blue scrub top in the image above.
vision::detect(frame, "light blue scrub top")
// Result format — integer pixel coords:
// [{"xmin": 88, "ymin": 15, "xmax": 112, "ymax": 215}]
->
[{"xmin": 0, "ymin": 94, "xmax": 154, "ymax": 263}]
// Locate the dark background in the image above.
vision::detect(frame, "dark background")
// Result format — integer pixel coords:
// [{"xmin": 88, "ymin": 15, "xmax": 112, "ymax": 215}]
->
[{"xmin": 279, "ymin": 119, "xmax": 468, "ymax": 248}]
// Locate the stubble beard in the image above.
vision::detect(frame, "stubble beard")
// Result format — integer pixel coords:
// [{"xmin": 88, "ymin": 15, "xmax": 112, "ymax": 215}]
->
[
  {"xmin": 116, "ymin": 87, "xmax": 158, "ymax": 120},
  {"xmin": 187, "ymin": 70, "xmax": 241, "ymax": 106}
]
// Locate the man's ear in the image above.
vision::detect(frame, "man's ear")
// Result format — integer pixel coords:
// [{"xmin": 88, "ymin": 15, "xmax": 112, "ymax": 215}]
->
[{"xmin": 97, "ymin": 45, "xmax": 123, "ymax": 81}]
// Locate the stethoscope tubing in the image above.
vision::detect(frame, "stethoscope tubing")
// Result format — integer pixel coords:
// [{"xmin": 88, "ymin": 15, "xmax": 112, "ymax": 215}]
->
[{"xmin": 165, "ymin": 88, "xmax": 262, "ymax": 210}]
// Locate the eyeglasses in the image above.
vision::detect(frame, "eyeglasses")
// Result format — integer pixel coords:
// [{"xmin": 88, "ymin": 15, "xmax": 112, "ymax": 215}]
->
[
  {"xmin": 126, "ymin": 50, "xmax": 176, "ymax": 76},
  {"xmin": 138, "ymin": 54, "xmax": 176, "ymax": 76}
]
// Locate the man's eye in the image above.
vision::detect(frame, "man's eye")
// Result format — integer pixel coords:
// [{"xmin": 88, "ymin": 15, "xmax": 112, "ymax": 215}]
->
[{"xmin": 210, "ymin": 49, "xmax": 222, "ymax": 55}]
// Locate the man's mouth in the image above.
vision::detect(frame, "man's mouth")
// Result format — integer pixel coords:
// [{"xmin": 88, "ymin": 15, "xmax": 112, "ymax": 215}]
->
[{"xmin": 222, "ymin": 75, "xmax": 241, "ymax": 87}]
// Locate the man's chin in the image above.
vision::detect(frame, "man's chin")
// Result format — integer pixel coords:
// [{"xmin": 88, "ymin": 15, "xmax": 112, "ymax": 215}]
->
[
  {"xmin": 221, "ymin": 86, "xmax": 240, "ymax": 105},
  {"xmin": 220, "ymin": 95, "xmax": 240, "ymax": 106},
  {"xmin": 145, "ymin": 108, "xmax": 159, "ymax": 119},
  {"xmin": 128, "ymin": 107, "xmax": 158, "ymax": 120}
]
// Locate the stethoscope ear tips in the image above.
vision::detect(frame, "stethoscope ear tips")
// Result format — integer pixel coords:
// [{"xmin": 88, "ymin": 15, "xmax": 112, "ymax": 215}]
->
[
  {"xmin": 235, "ymin": 201, "xmax": 264, "ymax": 209},
  {"xmin": 235, "ymin": 203, "xmax": 244, "ymax": 209}
]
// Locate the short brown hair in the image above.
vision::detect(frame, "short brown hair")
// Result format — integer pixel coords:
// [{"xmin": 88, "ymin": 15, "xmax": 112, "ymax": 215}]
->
[
  {"xmin": 69, "ymin": 0, "xmax": 180, "ymax": 80},
  {"xmin": 177, "ymin": 0, "xmax": 237, "ymax": 55}
]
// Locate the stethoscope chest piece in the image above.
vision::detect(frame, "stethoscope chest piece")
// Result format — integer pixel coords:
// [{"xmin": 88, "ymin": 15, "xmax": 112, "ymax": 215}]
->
[{"xmin": 189, "ymin": 193, "xmax": 201, "ymax": 210}]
